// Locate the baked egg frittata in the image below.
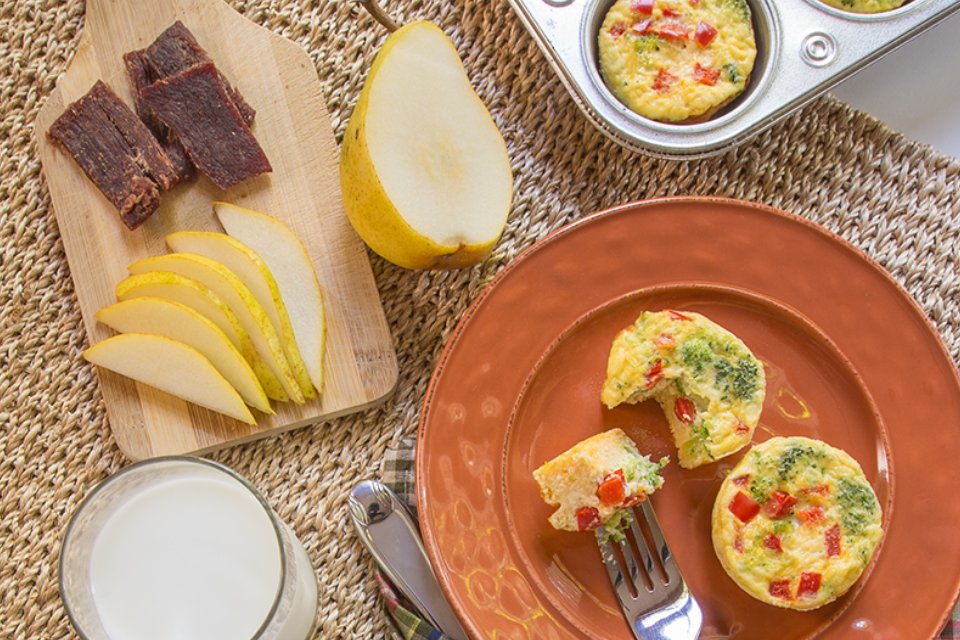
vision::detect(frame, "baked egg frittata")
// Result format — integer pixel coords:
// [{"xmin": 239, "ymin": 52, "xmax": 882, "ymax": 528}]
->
[
  {"xmin": 601, "ymin": 309, "xmax": 765, "ymax": 468},
  {"xmin": 533, "ymin": 428, "xmax": 667, "ymax": 533},
  {"xmin": 818, "ymin": 0, "xmax": 906, "ymax": 13},
  {"xmin": 598, "ymin": 0, "xmax": 757, "ymax": 122},
  {"xmin": 712, "ymin": 437, "xmax": 884, "ymax": 610}
]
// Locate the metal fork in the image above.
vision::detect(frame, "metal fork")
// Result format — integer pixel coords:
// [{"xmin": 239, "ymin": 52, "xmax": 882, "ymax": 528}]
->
[{"xmin": 598, "ymin": 500, "xmax": 703, "ymax": 640}]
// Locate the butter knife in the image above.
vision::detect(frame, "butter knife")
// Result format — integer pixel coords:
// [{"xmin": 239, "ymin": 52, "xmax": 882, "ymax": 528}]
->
[{"xmin": 349, "ymin": 480, "xmax": 470, "ymax": 640}]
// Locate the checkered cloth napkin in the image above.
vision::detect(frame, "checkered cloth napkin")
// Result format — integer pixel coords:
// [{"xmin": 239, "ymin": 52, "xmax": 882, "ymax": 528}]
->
[
  {"xmin": 379, "ymin": 435, "xmax": 452, "ymax": 640},
  {"xmin": 378, "ymin": 435, "xmax": 960, "ymax": 639}
]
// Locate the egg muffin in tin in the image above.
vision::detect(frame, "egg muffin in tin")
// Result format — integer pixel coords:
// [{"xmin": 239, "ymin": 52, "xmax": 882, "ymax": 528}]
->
[
  {"xmin": 818, "ymin": 0, "xmax": 906, "ymax": 13},
  {"xmin": 601, "ymin": 309, "xmax": 765, "ymax": 468},
  {"xmin": 534, "ymin": 428, "xmax": 667, "ymax": 533},
  {"xmin": 598, "ymin": 0, "xmax": 757, "ymax": 122},
  {"xmin": 712, "ymin": 437, "xmax": 884, "ymax": 610}
]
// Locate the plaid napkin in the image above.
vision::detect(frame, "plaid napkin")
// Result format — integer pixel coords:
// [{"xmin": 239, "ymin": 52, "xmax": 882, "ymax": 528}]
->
[
  {"xmin": 379, "ymin": 435, "xmax": 451, "ymax": 640},
  {"xmin": 378, "ymin": 435, "xmax": 960, "ymax": 639}
]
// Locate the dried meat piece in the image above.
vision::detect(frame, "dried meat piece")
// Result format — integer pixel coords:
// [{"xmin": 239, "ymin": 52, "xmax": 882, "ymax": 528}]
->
[
  {"xmin": 123, "ymin": 49, "xmax": 197, "ymax": 183},
  {"xmin": 142, "ymin": 63, "xmax": 271, "ymax": 190},
  {"xmin": 92, "ymin": 82, "xmax": 178, "ymax": 192},
  {"xmin": 143, "ymin": 21, "xmax": 256, "ymax": 127},
  {"xmin": 47, "ymin": 80, "xmax": 175, "ymax": 229}
]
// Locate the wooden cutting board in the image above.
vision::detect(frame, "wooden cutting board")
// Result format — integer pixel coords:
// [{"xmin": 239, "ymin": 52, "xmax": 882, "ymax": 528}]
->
[{"xmin": 35, "ymin": 0, "xmax": 398, "ymax": 460}]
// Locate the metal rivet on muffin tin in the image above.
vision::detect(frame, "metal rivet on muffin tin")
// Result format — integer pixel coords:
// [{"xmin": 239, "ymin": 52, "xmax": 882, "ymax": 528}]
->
[{"xmin": 801, "ymin": 32, "xmax": 838, "ymax": 67}]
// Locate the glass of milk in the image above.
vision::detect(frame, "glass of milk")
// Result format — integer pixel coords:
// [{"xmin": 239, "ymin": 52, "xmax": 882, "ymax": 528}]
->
[{"xmin": 59, "ymin": 457, "xmax": 319, "ymax": 640}]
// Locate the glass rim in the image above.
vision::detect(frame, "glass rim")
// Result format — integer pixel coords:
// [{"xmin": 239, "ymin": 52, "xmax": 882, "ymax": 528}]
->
[{"xmin": 58, "ymin": 455, "xmax": 288, "ymax": 640}]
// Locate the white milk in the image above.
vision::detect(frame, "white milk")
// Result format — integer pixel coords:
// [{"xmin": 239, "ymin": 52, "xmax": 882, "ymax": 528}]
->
[{"xmin": 87, "ymin": 471, "xmax": 315, "ymax": 640}]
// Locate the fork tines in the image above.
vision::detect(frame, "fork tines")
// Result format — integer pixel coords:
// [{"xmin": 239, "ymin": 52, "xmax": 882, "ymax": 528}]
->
[{"xmin": 597, "ymin": 500, "xmax": 703, "ymax": 640}]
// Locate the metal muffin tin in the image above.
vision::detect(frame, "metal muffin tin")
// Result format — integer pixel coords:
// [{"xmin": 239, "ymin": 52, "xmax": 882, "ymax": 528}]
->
[{"xmin": 506, "ymin": 0, "xmax": 960, "ymax": 158}]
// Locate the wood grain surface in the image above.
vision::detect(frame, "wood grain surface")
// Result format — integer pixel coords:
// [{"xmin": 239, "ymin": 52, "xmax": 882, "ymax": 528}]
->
[{"xmin": 34, "ymin": 0, "xmax": 398, "ymax": 460}]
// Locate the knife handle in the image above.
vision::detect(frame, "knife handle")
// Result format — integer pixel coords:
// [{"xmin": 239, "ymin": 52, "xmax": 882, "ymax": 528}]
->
[{"xmin": 349, "ymin": 480, "xmax": 470, "ymax": 640}]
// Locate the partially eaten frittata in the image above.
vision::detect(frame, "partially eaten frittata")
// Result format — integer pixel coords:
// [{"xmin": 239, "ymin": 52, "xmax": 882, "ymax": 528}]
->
[
  {"xmin": 533, "ymin": 428, "xmax": 667, "ymax": 533},
  {"xmin": 601, "ymin": 309, "xmax": 765, "ymax": 468}
]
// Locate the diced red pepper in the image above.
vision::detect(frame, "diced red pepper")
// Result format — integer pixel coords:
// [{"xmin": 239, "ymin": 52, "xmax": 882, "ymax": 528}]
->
[
  {"xmin": 762, "ymin": 533, "xmax": 783, "ymax": 552},
  {"xmin": 802, "ymin": 483, "xmax": 830, "ymax": 496},
  {"xmin": 631, "ymin": 18, "xmax": 655, "ymax": 35},
  {"xmin": 632, "ymin": 0, "xmax": 654, "ymax": 14},
  {"xmin": 769, "ymin": 579, "xmax": 793, "ymax": 600},
  {"xmin": 694, "ymin": 20, "xmax": 718, "ymax": 47},
  {"xmin": 653, "ymin": 333, "xmax": 676, "ymax": 349},
  {"xmin": 662, "ymin": 6, "xmax": 682, "ymax": 16},
  {"xmin": 732, "ymin": 474, "xmax": 750, "ymax": 487},
  {"xmin": 644, "ymin": 359, "xmax": 664, "ymax": 388},
  {"xmin": 733, "ymin": 528, "xmax": 744, "ymax": 553},
  {"xmin": 610, "ymin": 22, "xmax": 627, "ymax": 38},
  {"xmin": 623, "ymin": 493, "xmax": 646, "ymax": 507},
  {"xmin": 728, "ymin": 491, "xmax": 760, "ymax": 523},
  {"xmin": 693, "ymin": 63, "xmax": 720, "ymax": 86},
  {"xmin": 734, "ymin": 420, "xmax": 750, "ymax": 435},
  {"xmin": 798, "ymin": 506, "xmax": 825, "ymax": 526},
  {"xmin": 652, "ymin": 69, "xmax": 678, "ymax": 92},
  {"xmin": 797, "ymin": 572, "xmax": 822, "ymax": 598},
  {"xmin": 674, "ymin": 396, "xmax": 697, "ymax": 424},
  {"xmin": 667, "ymin": 310, "xmax": 692, "ymax": 321},
  {"xmin": 577, "ymin": 506, "xmax": 603, "ymax": 532},
  {"xmin": 598, "ymin": 469, "xmax": 627, "ymax": 507},
  {"xmin": 763, "ymin": 490, "xmax": 798, "ymax": 518},
  {"xmin": 656, "ymin": 21, "xmax": 689, "ymax": 40},
  {"xmin": 826, "ymin": 524, "xmax": 842, "ymax": 557}
]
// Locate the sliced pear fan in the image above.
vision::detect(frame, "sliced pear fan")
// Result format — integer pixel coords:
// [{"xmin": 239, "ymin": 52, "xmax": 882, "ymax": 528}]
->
[
  {"xmin": 127, "ymin": 253, "xmax": 305, "ymax": 405},
  {"xmin": 165, "ymin": 231, "xmax": 316, "ymax": 400},
  {"xmin": 115, "ymin": 270, "xmax": 289, "ymax": 403}
]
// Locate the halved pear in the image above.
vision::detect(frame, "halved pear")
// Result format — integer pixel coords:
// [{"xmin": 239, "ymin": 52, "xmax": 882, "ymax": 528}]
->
[
  {"xmin": 115, "ymin": 271, "xmax": 289, "ymax": 402},
  {"xmin": 95, "ymin": 298, "xmax": 272, "ymax": 414},
  {"xmin": 84, "ymin": 333, "xmax": 256, "ymax": 425},
  {"xmin": 165, "ymin": 231, "xmax": 315, "ymax": 400},
  {"xmin": 339, "ymin": 20, "xmax": 513, "ymax": 270},
  {"xmin": 127, "ymin": 253, "xmax": 305, "ymax": 404},
  {"xmin": 214, "ymin": 202, "xmax": 325, "ymax": 394}
]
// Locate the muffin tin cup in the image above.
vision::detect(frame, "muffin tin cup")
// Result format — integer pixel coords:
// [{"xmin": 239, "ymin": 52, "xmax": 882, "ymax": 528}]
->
[{"xmin": 507, "ymin": 0, "xmax": 960, "ymax": 159}]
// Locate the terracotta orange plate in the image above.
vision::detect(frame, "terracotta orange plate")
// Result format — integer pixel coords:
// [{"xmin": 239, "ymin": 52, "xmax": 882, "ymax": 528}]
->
[{"xmin": 416, "ymin": 197, "xmax": 960, "ymax": 640}]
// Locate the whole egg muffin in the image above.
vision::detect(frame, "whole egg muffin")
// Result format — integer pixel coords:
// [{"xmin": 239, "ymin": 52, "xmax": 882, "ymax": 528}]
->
[
  {"xmin": 534, "ymin": 428, "xmax": 667, "ymax": 534},
  {"xmin": 818, "ymin": 0, "xmax": 905, "ymax": 13},
  {"xmin": 712, "ymin": 437, "xmax": 884, "ymax": 610},
  {"xmin": 598, "ymin": 0, "xmax": 757, "ymax": 122},
  {"xmin": 601, "ymin": 309, "xmax": 765, "ymax": 468}
]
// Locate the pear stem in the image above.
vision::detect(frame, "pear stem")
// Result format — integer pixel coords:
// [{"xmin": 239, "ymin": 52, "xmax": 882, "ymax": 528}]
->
[{"xmin": 358, "ymin": 0, "xmax": 400, "ymax": 32}]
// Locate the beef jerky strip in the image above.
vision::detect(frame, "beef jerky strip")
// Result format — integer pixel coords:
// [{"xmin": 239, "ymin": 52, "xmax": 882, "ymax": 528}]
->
[
  {"xmin": 143, "ymin": 20, "xmax": 256, "ymax": 127},
  {"xmin": 87, "ymin": 81, "xmax": 178, "ymax": 193},
  {"xmin": 142, "ymin": 63, "xmax": 271, "ymax": 190},
  {"xmin": 123, "ymin": 49, "xmax": 197, "ymax": 183},
  {"xmin": 47, "ymin": 81, "xmax": 176, "ymax": 229}
]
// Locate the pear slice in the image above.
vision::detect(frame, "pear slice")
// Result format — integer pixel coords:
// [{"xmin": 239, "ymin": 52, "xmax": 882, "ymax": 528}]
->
[
  {"xmin": 339, "ymin": 20, "xmax": 513, "ymax": 270},
  {"xmin": 165, "ymin": 231, "xmax": 315, "ymax": 400},
  {"xmin": 95, "ymin": 298, "xmax": 272, "ymax": 414},
  {"xmin": 127, "ymin": 253, "xmax": 305, "ymax": 405},
  {"xmin": 115, "ymin": 271, "xmax": 289, "ymax": 402},
  {"xmin": 214, "ymin": 202, "xmax": 325, "ymax": 394},
  {"xmin": 84, "ymin": 333, "xmax": 256, "ymax": 425}
]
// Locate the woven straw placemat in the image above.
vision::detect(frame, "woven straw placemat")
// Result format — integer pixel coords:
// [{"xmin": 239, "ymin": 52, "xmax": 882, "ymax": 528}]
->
[{"xmin": 3, "ymin": 0, "xmax": 959, "ymax": 638}]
